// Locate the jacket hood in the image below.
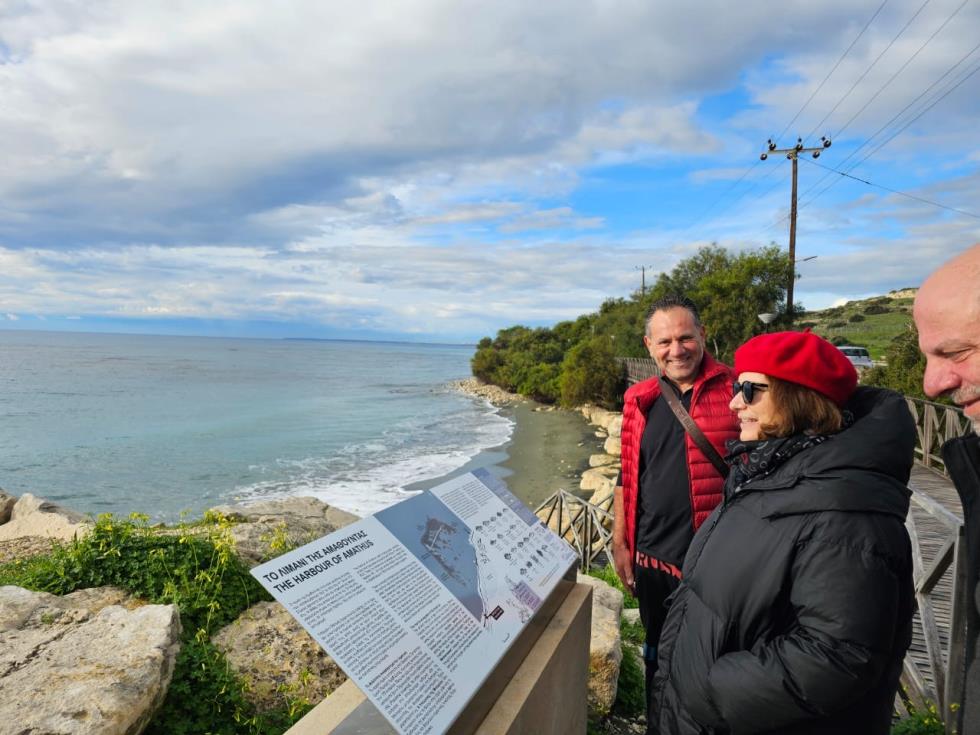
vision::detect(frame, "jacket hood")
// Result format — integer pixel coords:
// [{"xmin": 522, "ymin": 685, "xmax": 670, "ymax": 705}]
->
[{"xmin": 743, "ymin": 386, "xmax": 914, "ymax": 520}]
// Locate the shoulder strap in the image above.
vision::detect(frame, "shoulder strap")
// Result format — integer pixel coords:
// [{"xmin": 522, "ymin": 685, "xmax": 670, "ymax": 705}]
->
[{"xmin": 658, "ymin": 377, "xmax": 730, "ymax": 479}]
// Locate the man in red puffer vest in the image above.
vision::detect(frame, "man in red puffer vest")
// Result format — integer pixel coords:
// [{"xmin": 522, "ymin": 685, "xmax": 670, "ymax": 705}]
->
[{"xmin": 611, "ymin": 295, "xmax": 738, "ymax": 734}]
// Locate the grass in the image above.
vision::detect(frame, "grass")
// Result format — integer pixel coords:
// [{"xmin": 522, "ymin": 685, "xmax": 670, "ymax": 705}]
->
[{"xmin": 795, "ymin": 293, "xmax": 915, "ymax": 361}]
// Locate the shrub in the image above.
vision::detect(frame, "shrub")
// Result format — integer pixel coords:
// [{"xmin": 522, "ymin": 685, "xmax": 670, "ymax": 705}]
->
[
  {"xmin": 890, "ymin": 702, "xmax": 947, "ymax": 734},
  {"xmin": 864, "ymin": 304, "xmax": 891, "ymax": 315},
  {"xmin": 611, "ymin": 644, "xmax": 645, "ymax": 717},
  {"xmin": 559, "ymin": 337, "xmax": 624, "ymax": 409},
  {"xmin": 848, "ymin": 313, "xmax": 865, "ymax": 323},
  {"xmin": 828, "ymin": 321, "xmax": 847, "ymax": 328},
  {"xmin": 586, "ymin": 563, "xmax": 638, "ymax": 609}
]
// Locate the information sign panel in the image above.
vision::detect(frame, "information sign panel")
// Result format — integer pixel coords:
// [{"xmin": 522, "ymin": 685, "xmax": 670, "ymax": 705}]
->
[{"xmin": 251, "ymin": 468, "xmax": 579, "ymax": 735}]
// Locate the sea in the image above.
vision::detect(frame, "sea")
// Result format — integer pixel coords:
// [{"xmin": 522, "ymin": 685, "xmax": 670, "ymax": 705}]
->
[{"xmin": 0, "ymin": 330, "xmax": 513, "ymax": 522}]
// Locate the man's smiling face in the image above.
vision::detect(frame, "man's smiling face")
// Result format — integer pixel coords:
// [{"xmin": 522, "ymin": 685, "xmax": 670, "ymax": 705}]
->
[{"xmin": 644, "ymin": 306, "xmax": 706, "ymax": 391}]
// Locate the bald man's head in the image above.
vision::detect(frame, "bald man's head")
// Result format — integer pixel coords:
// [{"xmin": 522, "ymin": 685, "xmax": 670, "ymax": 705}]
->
[{"xmin": 914, "ymin": 244, "xmax": 980, "ymax": 431}]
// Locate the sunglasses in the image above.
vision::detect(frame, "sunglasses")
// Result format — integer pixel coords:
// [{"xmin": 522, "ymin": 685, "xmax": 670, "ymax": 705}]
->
[{"xmin": 732, "ymin": 380, "xmax": 770, "ymax": 403}]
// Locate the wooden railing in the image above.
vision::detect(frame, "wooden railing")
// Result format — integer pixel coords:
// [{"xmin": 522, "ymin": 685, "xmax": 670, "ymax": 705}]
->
[
  {"xmin": 534, "ymin": 489, "xmax": 614, "ymax": 572},
  {"xmin": 615, "ymin": 357, "xmax": 659, "ymax": 386},
  {"xmin": 900, "ymin": 487, "xmax": 967, "ymax": 733},
  {"xmin": 905, "ymin": 397, "xmax": 973, "ymax": 476}
]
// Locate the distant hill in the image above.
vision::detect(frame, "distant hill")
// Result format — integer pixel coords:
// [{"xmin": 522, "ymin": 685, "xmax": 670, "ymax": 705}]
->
[{"xmin": 793, "ymin": 289, "xmax": 917, "ymax": 361}]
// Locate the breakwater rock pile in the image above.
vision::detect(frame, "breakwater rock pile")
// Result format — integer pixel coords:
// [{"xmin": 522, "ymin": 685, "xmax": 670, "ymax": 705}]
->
[{"xmin": 450, "ymin": 377, "xmax": 524, "ymax": 406}]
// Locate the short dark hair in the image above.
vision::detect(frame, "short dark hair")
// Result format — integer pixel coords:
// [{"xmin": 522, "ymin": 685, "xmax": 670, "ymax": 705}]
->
[
  {"xmin": 759, "ymin": 376, "xmax": 844, "ymax": 439},
  {"xmin": 646, "ymin": 295, "xmax": 701, "ymax": 328}
]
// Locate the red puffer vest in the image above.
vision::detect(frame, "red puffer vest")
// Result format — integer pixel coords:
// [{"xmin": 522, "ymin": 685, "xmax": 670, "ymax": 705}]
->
[{"xmin": 619, "ymin": 352, "xmax": 738, "ymax": 561}]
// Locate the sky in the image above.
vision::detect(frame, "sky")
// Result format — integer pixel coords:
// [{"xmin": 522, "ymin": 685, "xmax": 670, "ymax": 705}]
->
[{"xmin": 0, "ymin": 0, "xmax": 978, "ymax": 343}]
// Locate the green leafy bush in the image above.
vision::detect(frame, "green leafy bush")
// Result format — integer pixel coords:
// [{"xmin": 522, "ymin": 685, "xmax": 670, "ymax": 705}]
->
[
  {"xmin": 828, "ymin": 320, "xmax": 847, "ymax": 328},
  {"xmin": 586, "ymin": 563, "xmax": 638, "ymax": 609},
  {"xmin": 864, "ymin": 304, "xmax": 891, "ymax": 315},
  {"xmin": 890, "ymin": 702, "xmax": 948, "ymax": 734},
  {"xmin": 848, "ymin": 313, "xmax": 865, "ymax": 322},
  {"xmin": 611, "ymin": 644, "xmax": 645, "ymax": 717},
  {"xmin": 559, "ymin": 337, "xmax": 624, "ymax": 409}
]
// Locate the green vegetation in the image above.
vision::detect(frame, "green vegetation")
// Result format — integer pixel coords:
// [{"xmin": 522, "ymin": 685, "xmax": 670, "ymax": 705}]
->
[
  {"xmin": 473, "ymin": 245, "xmax": 793, "ymax": 407},
  {"xmin": 587, "ymin": 562, "xmax": 638, "ymax": 609},
  {"xmin": 791, "ymin": 291, "xmax": 916, "ymax": 361},
  {"xmin": 890, "ymin": 701, "xmax": 951, "ymax": 734},
  {"xmin": 0, "ymin": 513, "xmax": 311, "ymax": 735}
]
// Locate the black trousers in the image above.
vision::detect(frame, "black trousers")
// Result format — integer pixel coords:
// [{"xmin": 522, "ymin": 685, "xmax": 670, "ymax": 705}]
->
[{"xmin": 634, "ymin": 562, "xmax": 681, "ymax": 734}]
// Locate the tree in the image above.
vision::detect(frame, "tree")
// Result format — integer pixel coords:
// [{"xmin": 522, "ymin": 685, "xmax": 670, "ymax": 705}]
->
[
  {"xmin": 863, "ymin": 322, "xmax": 929, "ymax": 400},
  {"xmin": 559, "ymin": 337, "xmax": 624, "ymax": 409}
]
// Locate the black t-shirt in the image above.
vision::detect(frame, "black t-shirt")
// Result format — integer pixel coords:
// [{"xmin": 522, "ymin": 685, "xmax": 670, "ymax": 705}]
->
[{"xmin": 634, "ymin": 383, "xmax": 694, "ymax": 566}]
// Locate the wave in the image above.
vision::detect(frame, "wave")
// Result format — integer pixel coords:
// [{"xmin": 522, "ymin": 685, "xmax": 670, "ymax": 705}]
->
[{"xmin": 231, "ymin": 396, "xmax": 514, "ymax": 516}]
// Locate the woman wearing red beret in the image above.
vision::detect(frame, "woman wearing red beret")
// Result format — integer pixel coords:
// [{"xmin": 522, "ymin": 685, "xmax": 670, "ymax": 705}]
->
[{"xmin": 651, "ymin": 330, "xmax": 916, "ymax": 735}]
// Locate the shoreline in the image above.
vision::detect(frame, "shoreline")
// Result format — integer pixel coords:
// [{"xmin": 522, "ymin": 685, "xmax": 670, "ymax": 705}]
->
[{"xmin": 417, "ymin": 378, "xmax": 604, "ymax": 509}]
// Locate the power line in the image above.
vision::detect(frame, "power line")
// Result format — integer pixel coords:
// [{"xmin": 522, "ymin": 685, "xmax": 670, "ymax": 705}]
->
[
  {"xmin": 798, "ymin": 32, "xmax": 980, "ymax": 207},
  {"xmin": 800, "ymin": 53, "xmax": 980, "ymax": 208},
  {"xmin": 832, "ymin": 0, "xmax": 969, "ymax": 140},
  {"xmin": 801, "ymin": 157, "xmax": 980, "ymax": 219},
  {"xmin": 779, "ymin": 0, "xmax": 891, "ymax": 143},
  {"xmin": 805, "ymin": 0, "xmax": 933, "ymax": 141}
]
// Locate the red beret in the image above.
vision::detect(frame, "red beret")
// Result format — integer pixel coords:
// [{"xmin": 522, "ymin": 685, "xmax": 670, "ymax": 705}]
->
[{"xmin": 734, "ymin": 330, "xmax": 858, "ymax": 406}]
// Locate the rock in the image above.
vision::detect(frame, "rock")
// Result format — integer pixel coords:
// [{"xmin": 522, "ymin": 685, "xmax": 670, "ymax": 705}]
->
[
  {"xmin": 0, "ymin": 489, "xmax": 15, "ymax": 525},
  {"xmin": 580, "ymin": 467, "xmax": 619, "ymax": 494},
  {"xmin": 208, "ymin": 497, "xmax": 359, "ymax": 566},
  {"xmin": 588, "ymin": 488, "xmax": 615, "ymax": 507},
  {"xmin": 0, "ymin": 493, "xmax": 90, "ymax": 542},
  {"xmin": 0, "ymin": 585, "xmax": 181, "ymax": 734},
  {"xmin": 622, "ymin": 607, "xmax": 641, "ymax": 626},
  {"xmin": 0, "ymin": 536, "xmax": 58, "ymax": 565},
  {"xmin": 604, "ymin": 436, "xmax": 622, "ymax": 457},
  {"xmin": 594, "ymin": 430, "xmax": 608, "ymax": 438},
  {"xmin": 213, "ymin": 601, "xmax": 346, "ymax": 713},
  {"xmin": 588, "ymin": 408, "xmax": 620, "ymax": 431},
  {"xmin": 589, "ymin": 454, "xmax": 618, "ymax": 468},
  {"xmin": 450, "ymin": 378, "xmax": 522, "ymax": 406},
  {"xmin": 607, "ymin": 415, "xmax": 623, "ymax": 439},
  {"xmin": 577, "ymin": 573, "xmax": 624, "ymax": 715}
]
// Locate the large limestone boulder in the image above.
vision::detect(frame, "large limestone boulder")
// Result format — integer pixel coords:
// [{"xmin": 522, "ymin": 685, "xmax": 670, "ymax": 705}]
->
[
  {"xmin": 0, "ymin": 585, "xmax": 181, "ymax": 734},
  {"xmin": 606, "ymin": 415, "xmax": 623, "ymax": 439},
  {"xmin": 603, "ymin": 435, "xmax": 622, "ymax": 457},
  {"xmin": 577, "ymin": 573, "xmax": 625, "ymax": 715},
  {"xmin": 212, "ymin": 601, "xmax": 346, "ymax": 712},
  {"xmin": 581, "ymin": 466, "xmax": 619, "ymax": 494},
  {"xmin": 0, "ymin": 489, "xmax": 15, "ymax": 525},
  {"xmin": 589, "ymin": 408, "xmax": 621, "ymax": 432},
  {"xmin": 208, "ymin": 496, "xmax": 359, "ymax": 566},
  {"xmin": 589, "ymin": 454, "xmax": 619, "ymax": 468},
  {"xmin": 0, "ymin": 493, "xmax": 90, "ymax": 542}
]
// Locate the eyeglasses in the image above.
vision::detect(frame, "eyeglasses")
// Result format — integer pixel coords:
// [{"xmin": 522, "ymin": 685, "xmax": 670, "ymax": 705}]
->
[{"xmin": 732, "ymin": 380, "xmax": 769, "ymax": 403}]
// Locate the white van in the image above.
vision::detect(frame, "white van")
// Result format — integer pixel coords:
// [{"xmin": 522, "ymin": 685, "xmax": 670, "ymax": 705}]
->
[{"xmin": 838, "ymin": 346, "xmax": 873, "ymax": 371}]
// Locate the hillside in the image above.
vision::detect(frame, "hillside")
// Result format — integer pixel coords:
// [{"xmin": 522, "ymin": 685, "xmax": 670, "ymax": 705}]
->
[{"xmin": 794, "ymin": 289, "xmax": 917, "ymax": 361}]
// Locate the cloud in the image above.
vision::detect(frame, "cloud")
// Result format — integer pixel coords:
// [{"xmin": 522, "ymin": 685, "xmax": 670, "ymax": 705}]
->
[{"xmin": 0, "ymin": 1, "xmax": 977, "ymax": 339}]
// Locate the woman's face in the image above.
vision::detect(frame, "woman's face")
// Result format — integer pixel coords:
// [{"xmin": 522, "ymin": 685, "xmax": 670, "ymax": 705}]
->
[{"xmin": 730, "ymin": 371, "xmax": 777, "ymax": 441}]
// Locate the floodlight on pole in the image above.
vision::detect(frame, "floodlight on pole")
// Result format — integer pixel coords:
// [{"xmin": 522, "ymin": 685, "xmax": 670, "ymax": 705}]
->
[{"xmin": 758, "ymin": 313, "xmax": 777, "ymax": 333}]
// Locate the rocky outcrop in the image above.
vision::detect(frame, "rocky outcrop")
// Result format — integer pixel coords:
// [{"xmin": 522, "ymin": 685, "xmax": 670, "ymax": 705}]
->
[
  {"xmin": 208, "ymin": 496, "xmax": 359, "ymax": 566},
  {"xmin": 577, "ymin": 573, "xmax": 625, "ymax": 715},
  {"xmin": 0, "ymin": 585, "xmax": 181, "ymax": 734},
  {"xmin": 0, "ymin": 489, "xmax": 14, "ymax": 525},
  {"xmin": 0, "ymin": 493, "xmax": 91, "ymax": 542},
  {"xmin": 212, "ymin": 601, "xmax": 346, "ymax": 713},
  {"xmin": 580, "ymin": 465, "xmax": 619, "ymax": 495},
  {"xmin": 603, "ymin": 435, "xmax": 622, "ymax": 457},
  {"xmin": 589, "ymin": 454, "xmax": 618, "ymax": 468},
  {"xmin": 450, "ymin": 377, "xmax": 523, "ymax": 406}
]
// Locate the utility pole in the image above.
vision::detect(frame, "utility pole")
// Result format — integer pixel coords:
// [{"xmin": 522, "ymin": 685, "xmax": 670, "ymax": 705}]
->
[
  {"xmin": 760, "ymin": 136, "xmax": 831, "ymax": 319},
  {"xmin": 635, "ymin": 265, "xmax": 653, "ymax": 296}
]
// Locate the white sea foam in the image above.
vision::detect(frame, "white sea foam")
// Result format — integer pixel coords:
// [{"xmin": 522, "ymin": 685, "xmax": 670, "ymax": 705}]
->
[{"xmin": 234, "ymin": 395, "xmax": 514, "ymax": 516}]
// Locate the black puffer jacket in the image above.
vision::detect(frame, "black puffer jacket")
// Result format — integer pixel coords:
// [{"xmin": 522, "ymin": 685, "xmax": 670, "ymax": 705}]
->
[{"xmin": 652, "ymin": 387, "xmax": 916, "ymax": 734}]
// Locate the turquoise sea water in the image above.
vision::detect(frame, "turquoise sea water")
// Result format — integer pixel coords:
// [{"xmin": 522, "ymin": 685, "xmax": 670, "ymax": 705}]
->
[{"xmin": 0, "ymin": 331, "xmax": 511, "ymax": 521}]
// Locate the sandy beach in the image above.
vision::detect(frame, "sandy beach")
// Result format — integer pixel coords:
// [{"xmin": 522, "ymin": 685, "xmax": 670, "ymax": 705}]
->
[{"xmin": 422, "ymin": 379, "xmax": 607, "ymax": 509}]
